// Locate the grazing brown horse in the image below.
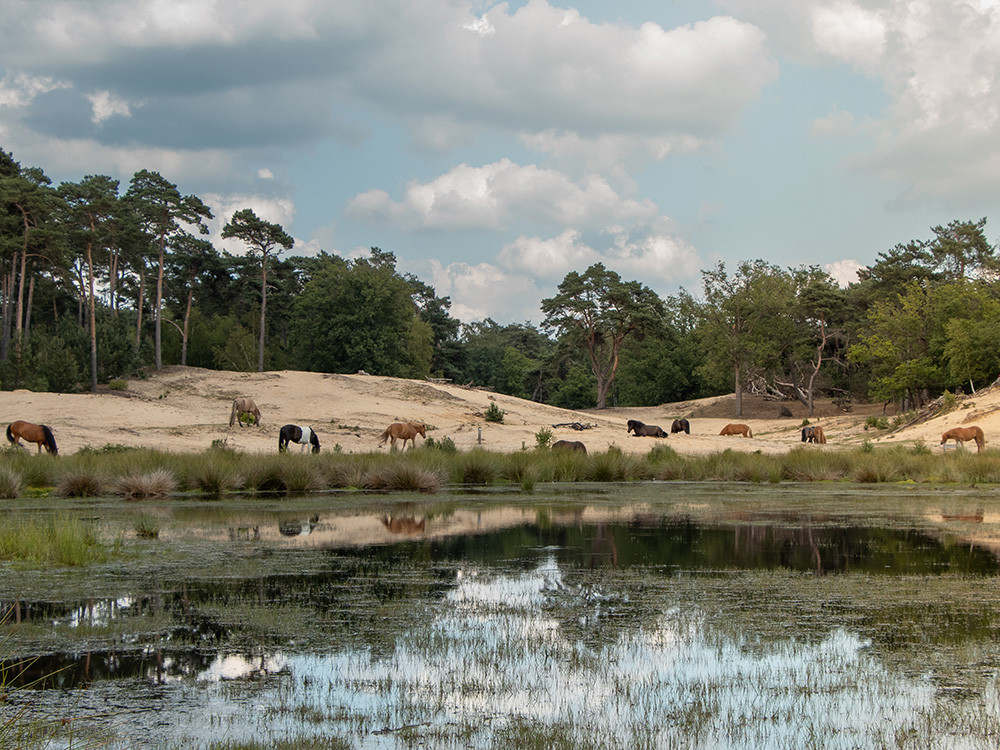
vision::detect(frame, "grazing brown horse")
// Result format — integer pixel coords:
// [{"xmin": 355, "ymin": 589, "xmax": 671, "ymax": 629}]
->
[
  {"xmin": 801, "ymin": 425, "xmax": 827, "ymax": 444},
  {"xmin": 720, "ymin": 423, "xmax": 753, "ymax": 438},
  {"xmin": 671, "ymin": 419, "xmax": 690, "ymax": 434},
  {"xmin": 940, "ymin": 425, "xmax": 985, "ymax": 453},
  {"xmin": 552, "ymin": 439, "xmax": 587, "ymax": 453},
  {"xmin": 379, "ymin": 421, "xmax": 426, "ymax": 449},
  {"xmin": 229, "ymin": 397, "xmax": 261, "ymax": 427},
  {"xmin": 627, "ymin": 420, "xmax": 668, "ymax": 438},
  {"xmin": 6, "ymin": 420, "xmax": 58, "ymax": 454}
]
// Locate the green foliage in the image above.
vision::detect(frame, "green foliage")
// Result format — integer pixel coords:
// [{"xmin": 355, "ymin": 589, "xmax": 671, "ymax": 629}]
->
[
  {"xmin": 484, "ymin": 401, "xmax": 505, "ymax": 423},
  {"xmin": 865, "ymin": 416, "xmax": 889, "ymax": 430},
  {"xmin": 534, "ymin": 427, "xmax": 553, "ymax": 449},
  {"xmin": 290, "ymin": 250, "xmax": 432, "ymax": 378},
  {"xmin": 541, "ymin": 263, "xmax": 666, "ymax": 408},
  {"xmin": 549, "ymin": 364, "xmax": 596, "ymax": 409}
]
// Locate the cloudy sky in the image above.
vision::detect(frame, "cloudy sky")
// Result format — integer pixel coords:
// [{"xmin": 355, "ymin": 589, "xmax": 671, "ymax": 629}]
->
[{"xmin": 2, "ymin": 0, "xmax": 999, "ymax": 323}]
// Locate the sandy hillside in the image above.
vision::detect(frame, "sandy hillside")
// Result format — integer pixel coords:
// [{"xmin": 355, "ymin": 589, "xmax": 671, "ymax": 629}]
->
[{"xmin": 0, "ymin": 366, "xmax": 998, "ymax": 456}]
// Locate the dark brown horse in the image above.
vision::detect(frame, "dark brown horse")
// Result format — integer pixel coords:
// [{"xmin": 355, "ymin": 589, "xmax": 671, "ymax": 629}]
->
[
  {"xmin": 552, "ymin": 439, "xmax": 587, "ymax": 453},
  {"xmin": 379, "ymin": 421, "xmax": 426, "ymax": 449},
  {"xmin": 801, "ymin": 425, "xmax": 827, "ymax": 444},
  {"xmin": 627, "ymin": 420, "xmax": 667, "ymax": 438},
  {"xmin": 7, "ymin": 420, "xmax": 57, "ymax": 454},
  {"xmin": 941, "ymin": 425, "xmax": 985, "ymax": 452},
  {"xmin": 230, "ymin": 397, "xmax": 261, "ymax": 427},
  {"xmin": 720, "ymin": 423, "xmax": 753, "ymax": 438},
  {"xmin": 670, "ymin": 419, "xmax": 690, "ymax": 434}
]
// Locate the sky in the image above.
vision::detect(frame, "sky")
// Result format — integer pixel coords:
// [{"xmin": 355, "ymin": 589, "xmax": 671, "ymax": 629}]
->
[{"xmin": 2, "ymin": 0, "xmax": 1000, "ymax": 324}]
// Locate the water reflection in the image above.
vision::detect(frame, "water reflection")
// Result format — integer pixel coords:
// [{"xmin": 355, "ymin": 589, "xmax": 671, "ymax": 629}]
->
[{"xmin": 4, "ymin": 492, "xmax": 1000, "ymax": 748}]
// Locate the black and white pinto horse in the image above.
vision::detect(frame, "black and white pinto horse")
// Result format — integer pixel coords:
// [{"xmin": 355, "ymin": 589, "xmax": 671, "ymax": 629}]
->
[{"xmin": 278, "ymin": 424, "xmax": 320, "ymax": 453}]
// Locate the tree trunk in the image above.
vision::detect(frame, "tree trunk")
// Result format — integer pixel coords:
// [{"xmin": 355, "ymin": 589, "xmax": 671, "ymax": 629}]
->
[
  {"xmin": 155, "ymin": 236, "xmax": 165, "ymax": 370},
  {"xmin": 0, "ymin": 269, "xmax": 11, "ymax": 361},
  {"xmin": 24, "ymin": 270, "xmax": 34, "ymax": 342},
  {"xmin": 135, "ymin": 266, "xmax": 145, "ymax": 352},
  {"xmin": 182, "ymin": 283, "xmax": 194, "ymax": 367},
  {"xmin": 258, "ymin": 257, "xmax": 267, "ymax": 372},
  {"xmin": 86, "ymin": 231, "xmax": 98, "ymax": 392},
  {"xmin": 735, "ymin": 363, "xmax": 743, "ymax": 417}
]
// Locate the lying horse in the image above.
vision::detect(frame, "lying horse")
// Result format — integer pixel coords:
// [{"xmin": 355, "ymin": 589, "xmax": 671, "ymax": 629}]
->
[
  {"xmin": 671, "ymin": 419, "xmax": 690, "ymax": 434},
  {"xmin": 552, "ymin": 439, "xmax": 587, "ymax": 453},
  {"xmin": 627, "ymin": 420, "xmax": 668, "ymax": 438},
  {"xmin": 720, "ymin": 423, "xmax": 753, "ymax": 438},
  {"xmin": 6, "ymin": 420, "xmax": 57, "ymax": 454},
  {"xmin": 941, "ymin": 425, "xmax": 985, "ymax": 453},
  {"xmin": 278, "ymin": 424, "xmax": 320, "ymax": 453},
  {"xmin": 230, "ymin": 397, "xmax": 261, "ymax": 427},
  {"xmin": 379, "ymin": 421, "xmax": 426, "ymax": 449},
  {"xmin": 801, "ymin": 425, "xmax": 827, "ymax": 444}
]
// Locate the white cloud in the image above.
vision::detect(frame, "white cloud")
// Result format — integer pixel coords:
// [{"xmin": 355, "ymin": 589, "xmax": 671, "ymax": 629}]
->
[
  {"xmin": 86, "ymin": 90, "xmax": 131, "ymax": 123},
  {"xmin": 498, "ymin": 223, "xmax": 701, "ymax": 284},
  {"xmin": 430, "ymin": 260, "xmax": 543, "ymax": 323},
  {"xmin": 257, "ymin": 168, "xmax": 274, "ymax": 180},
  {"xmin": 811, "ymin": 2, "xmax": 886, "ymax": 71},
  {"xmin": 346, "ymin": 159, "xmax": 657, "ymax": 232},
  {"xmin": 204, "ymin": 193, "xmax": 297, "ymax": 255},
  {"xmin": 0, "ymin": 73, "xmax": 69, "ymax": 108},
  {"xmin": 824, "ymin": 258, "xmax": 863, "ymax": 287}
]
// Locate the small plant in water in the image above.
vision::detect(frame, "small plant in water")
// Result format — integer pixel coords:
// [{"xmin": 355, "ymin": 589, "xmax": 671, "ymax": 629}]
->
[{"xmin": 134, "ymin": 516, "xmax": 160, "ymax": 539}]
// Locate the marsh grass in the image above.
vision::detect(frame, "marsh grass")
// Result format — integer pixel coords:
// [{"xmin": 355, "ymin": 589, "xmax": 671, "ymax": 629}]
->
[
  {"xmin": 6, "ymin": 442, "xmax": 1000, "ymax": 501},
  {"xmin": 0, "ymin": 515, "xmax": 107, "ymax": 566},
  {"xmin": 115, "ymin": 468, "xmax": 177, "ymax": 499},
  {"xmin": 0, "ymin": 467, "xmax": 22, "ymax": 498},
  {"xmin": 55, "ymin": 469, "xmax": 107, "ymax": 497}
]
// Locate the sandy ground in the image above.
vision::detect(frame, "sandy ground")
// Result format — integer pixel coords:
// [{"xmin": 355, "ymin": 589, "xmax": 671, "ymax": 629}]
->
[{"xmin": 1, "ymin": 366, "xmax": 999, "ymax": 456}]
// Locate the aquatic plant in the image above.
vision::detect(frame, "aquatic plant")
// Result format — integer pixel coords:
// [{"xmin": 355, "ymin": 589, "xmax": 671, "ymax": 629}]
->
[{"xmin": 0, "ymin": 515, "xmax": 107, "ymax": 566}]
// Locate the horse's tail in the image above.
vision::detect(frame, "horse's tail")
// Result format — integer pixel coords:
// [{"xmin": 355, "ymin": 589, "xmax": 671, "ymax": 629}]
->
[
  {"xmin": 278, "ymin": 434, "xmax": 286, "ymax": 452},
  {"xmin": 747, "ymin": 426, "xmax": 753, "ymax": 438},
  {"xmin": 378, "ymin": 427, "xmax": 392, "ymax": 444},
  {"xmin": 42, "ymin": 426, "xmax": 57, "ymax": 455},
  {"xmin": 230, "ymin": 400, "xmax": 238, "ymax": 427},
  {"xmin": 5, "ymin": 424, "xmax": 12, "ymax": 444},
  {"xmin": 253, "ymin": 407, "xmax": 261, "ymax": 426}
]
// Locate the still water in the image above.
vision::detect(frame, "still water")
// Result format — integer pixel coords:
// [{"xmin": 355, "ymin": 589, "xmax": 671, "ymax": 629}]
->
[{"xmin": 3, "ymin": 483, "xmax": 1000, "ymax": 748}]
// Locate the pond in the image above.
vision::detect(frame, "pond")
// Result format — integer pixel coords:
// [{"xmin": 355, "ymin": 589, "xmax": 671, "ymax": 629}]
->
[{"xmin": 3, "ymin": 482, "xmax": 1000, "ymax": 749}]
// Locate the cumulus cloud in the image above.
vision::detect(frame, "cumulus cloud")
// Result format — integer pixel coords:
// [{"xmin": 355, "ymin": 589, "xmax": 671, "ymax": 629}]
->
[
  {"xmin": 724, "ymin": 0, "xmax": 1000, "ymax": 204},
  {"xmin": 824, "ymin": 258, "xmax": 863, "ymax": 287},
  {"xmin": 347, "ymin": 159, "xmax": 657, "ymax": 231},
  {"xmin": 203, "ymin": 193, "xmax": 298, "ymax": 255},
  {"xmin": 430, "ymin": 260, "xmax": 543, "ymax": 323},
  {"xmin": 86, "ymin": 90, "xmax": 131, "ymax": 123},
  {"xmin": 498, "ymin": 223, "xmax": 701, "ymax": 284}
]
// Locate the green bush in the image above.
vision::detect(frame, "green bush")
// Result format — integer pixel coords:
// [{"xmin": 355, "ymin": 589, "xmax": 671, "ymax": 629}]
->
[{"xmin": 484, "ymin": 401, "xmax": 505, "ymax": 424}]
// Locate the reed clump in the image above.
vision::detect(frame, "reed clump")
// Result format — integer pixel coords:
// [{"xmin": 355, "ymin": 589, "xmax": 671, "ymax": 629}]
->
[
  {"xmin": 115, "ymin": 469, "xmax": 177, "ymax": 499},
  {"xmin": 56, "ymin": 470, "xmax": 107, "ymax": 498},
  {"xmin": 0, "ymin": 468, "xmax": 22, "ymax": 499}
]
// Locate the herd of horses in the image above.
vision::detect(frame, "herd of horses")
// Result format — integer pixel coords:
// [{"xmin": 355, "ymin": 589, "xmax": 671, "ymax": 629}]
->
[{"xmin": 3, "ymin": 394, "xmax": 990, "ymax": 456}]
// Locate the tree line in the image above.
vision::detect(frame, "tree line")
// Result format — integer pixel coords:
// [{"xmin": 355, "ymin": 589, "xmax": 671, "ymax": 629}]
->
[{"xmin": 3, "ymin": 147, "xmax": 999, "ymax": 414}]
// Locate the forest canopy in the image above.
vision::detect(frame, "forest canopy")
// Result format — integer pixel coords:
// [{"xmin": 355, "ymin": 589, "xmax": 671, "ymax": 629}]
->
[{"xmin": 2, "ymin": 147, "xmax": 998, "ymax": 413}]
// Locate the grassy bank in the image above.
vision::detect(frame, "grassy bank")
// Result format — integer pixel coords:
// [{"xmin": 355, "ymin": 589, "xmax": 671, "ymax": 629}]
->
[{"xmin": 0, "ymin": 441, "xmax": 998, "ymax": 499}]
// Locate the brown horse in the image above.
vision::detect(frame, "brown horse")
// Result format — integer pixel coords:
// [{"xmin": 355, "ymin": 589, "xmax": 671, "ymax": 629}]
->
[
  {"xmin": 941, "ymin": 425, "xmax": 985, "ymax": 453},
  {"xmin": 229, "ymin": 397, "xmax": 261, "ymax": 427},
  {"xmin": 720, "ymin": 423, "xmax": 753, "ymax": 438},
  {"xmin": 552, "ymin": 439, "xmax": 587, "ymax": 453},
  {"xmin": 7, "ymin": 420, "xmax": 57, "ymax": 454},
  {"xmin": 379, "ymin": 421, "xmax": 426, "ymax": 449},
  {"xmin": 801, "ymin": 425, "xmax": 827, "ymax": 444},
  {"xmin": 670, "ymin": 419, "xmax": 690, "ymax": 434}
]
